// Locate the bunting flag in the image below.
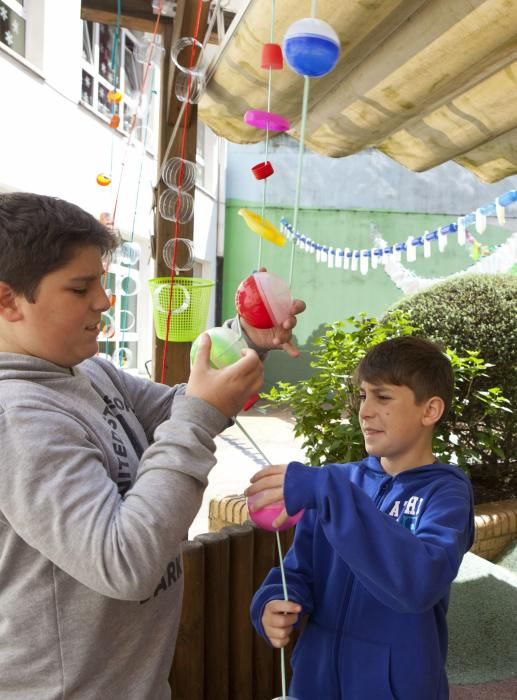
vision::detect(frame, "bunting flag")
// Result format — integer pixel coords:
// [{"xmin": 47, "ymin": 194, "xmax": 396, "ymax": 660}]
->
[{"xmin": 279, "ymin": 189, "xmax": 517, "ymax": 277}]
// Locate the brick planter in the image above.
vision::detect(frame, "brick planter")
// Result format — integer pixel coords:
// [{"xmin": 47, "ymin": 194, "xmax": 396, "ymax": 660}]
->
[
  {"xmin": 471, "ymin": 499, "xmax": 517, "ymax": 560},
  {"xmin": 209, "ymin": 495, "xmax": 517, "ymax": 562}
]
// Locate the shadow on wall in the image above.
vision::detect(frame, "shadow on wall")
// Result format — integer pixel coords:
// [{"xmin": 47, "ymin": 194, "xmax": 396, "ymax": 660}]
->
[
  {"xmin": 447, "ymin": 574, "xmax": 517, "ymax": 684},
  {"xmin": 263, "ymin": 324, "xmax": 328, "ymax": 391}
]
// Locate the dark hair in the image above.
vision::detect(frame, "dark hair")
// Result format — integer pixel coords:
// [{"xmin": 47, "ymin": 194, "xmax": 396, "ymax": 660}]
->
[
  {"xmin": 354, "ymin": 336, "xmax": 454, "ymax": 419},
  {"xmin": 0, "ymin": 192, "xmax": 119, "ymax": 301}
]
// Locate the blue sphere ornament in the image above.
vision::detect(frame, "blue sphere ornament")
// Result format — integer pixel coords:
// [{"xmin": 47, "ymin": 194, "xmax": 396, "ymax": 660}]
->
[{"xmin": 283, "ymin": 18, "xmax": 340, "ymax": 77}]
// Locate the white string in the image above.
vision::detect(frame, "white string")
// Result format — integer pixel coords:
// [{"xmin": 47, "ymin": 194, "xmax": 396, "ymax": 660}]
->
[{"xmin": 233, "ymin": 417, "xmax": 291, "ymax": 700}]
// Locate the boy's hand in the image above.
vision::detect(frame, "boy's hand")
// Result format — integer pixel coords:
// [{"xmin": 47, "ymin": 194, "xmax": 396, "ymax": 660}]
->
[
  {"xmin": 186, "ymin": 333, "xmax": 264, "ymax": 418},
  {"xmin": 262, "ymin": 599, "xmax": 302, "ymax": 648},
  {"xmin": 240, "ymin": 268, "xmax": 306, "ymax": 358},
  {"xmin": 245, "ymin": 464, "xmax": 289, "ymax": 528}
]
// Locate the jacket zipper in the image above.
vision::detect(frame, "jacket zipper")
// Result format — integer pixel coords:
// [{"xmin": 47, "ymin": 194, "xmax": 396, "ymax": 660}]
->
[{"xmin": 334, "ymin": 475, "xmax": 394, "ymax": 695}]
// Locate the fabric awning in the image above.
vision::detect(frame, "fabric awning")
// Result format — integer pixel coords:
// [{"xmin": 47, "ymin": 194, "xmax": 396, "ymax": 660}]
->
[{"xmin": 199, "ymin": 0, "xmax": 517, "ymax": 183}]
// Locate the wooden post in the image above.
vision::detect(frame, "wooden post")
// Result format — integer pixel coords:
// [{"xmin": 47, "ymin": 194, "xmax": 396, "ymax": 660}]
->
[
  {"xmin": 195, "ymin": 531, "xmax": 231, "ymax": 700},
  {"xmin": 251, "ymin": 527, "xmax": 276, "ymax": 700},
  {"xmin": 152, "ymin": 0, "xmax": 211, "ymax": 385},
  {"xmin": 223, "ymin": 524, "xmax": 255, "ymax": 700},
  {"xmin": 169, "ymin": 540, "xmax": 205, "ymax": 700}
]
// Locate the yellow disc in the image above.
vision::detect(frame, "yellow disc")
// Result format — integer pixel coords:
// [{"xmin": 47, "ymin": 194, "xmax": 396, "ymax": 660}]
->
[{"xmin": 238, "ymin": 208, "xmax": 286, "ymax": 247}]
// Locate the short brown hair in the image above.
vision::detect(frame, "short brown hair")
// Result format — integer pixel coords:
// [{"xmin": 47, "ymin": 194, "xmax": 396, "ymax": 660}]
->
[
  {"xmin": 354, "ymin": 336, "xmax": 454, "ymax": 420},
  {"xmin": 0, "ymin": 192, "xmax": 119, "ymax": 302}
]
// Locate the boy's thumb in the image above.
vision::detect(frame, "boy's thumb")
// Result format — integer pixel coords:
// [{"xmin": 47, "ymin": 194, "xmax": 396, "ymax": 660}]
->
[{"xmin": 193, "ymin": 332, "xmax": 212, "ymax": 367}]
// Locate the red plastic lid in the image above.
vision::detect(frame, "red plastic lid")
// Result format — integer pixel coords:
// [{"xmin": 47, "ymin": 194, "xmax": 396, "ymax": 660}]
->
[
  {"xmin": 261, "ymin": 43, "xmax": 283, "ymax": 70},
  {"xmin": 235, "ymin": 274, "xmax": 274, "ymax": 329},
  {"xmin": 251, "ymin": 161, "xmax": 274, "ymax": 180}
]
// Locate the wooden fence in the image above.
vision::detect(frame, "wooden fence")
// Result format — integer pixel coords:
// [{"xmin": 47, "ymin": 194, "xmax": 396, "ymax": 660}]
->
[{"xmin": 169, "ymin": 523, "xmax": 297, "ymax": 700}]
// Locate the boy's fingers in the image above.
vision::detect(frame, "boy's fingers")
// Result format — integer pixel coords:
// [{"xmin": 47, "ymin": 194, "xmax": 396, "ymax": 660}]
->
[
  {"xmin": 280, "ymin": 341, "xmax": 300, "ymax": 358},
  {"xmin": 246, "ymin": 487, "xmax": 284, "ymax": 511},
  {"xmin": 192, "ymin": 333, "xmax": 211, "ymax": 368},
  {"xmin": 249, "ymin": 465, "xmax": 286, "ymax": 483},
  {"xmin": 272, "ymin": 508, "xmax": 289, "ymax": 529}
]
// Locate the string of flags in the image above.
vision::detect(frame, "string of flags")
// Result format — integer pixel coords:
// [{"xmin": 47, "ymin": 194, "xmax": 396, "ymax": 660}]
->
[{"xmin": 279, "ymin": 189, "xmax": 517, "ymax": 276}]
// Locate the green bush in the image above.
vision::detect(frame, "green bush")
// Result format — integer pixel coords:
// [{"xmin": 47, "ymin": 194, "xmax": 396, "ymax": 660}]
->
[
  {"xmin": 264, "ymin": 310, "xmax": 510, "ymax": 475},
  {"xmin": 390, "ymin": 273, "xmax": 516, "ymax": 469}
]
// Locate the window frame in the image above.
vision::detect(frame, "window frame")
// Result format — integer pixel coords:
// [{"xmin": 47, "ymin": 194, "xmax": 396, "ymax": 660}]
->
[
  {"xmin": 80, "ymin": 20, "xmax": 158, "ymax": 154},
  {"xmin": 0, "ymin": 0, "xmax": 26, "ymax": 57}
]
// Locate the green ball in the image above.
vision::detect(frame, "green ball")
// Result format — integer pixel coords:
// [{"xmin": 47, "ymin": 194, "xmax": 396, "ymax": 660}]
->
[{"xmin": 190, "ymin": 327, "xmax": 248, "ymax": 369}]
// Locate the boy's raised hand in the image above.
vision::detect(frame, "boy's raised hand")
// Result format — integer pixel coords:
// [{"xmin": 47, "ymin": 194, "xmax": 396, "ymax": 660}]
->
[
  {"xmin": 245, "ymin": 464, "xmax": 289, "ymax": 528},
  {"xmin": 186, "ymin": 333, "xmax": 264, "ymax": 418},
  {"xmin": 239, "ymin": 268, "xmax": 306, "ymax": 358},
  {"xmin": 262, "ymin": 599, "xmax": 302, "ymax": 648}
]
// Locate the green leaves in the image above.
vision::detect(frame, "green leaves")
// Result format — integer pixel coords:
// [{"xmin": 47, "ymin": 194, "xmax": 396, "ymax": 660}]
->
[{"xmin": 263, "ymin": 308, "xmax": 512, "ymax": 474}]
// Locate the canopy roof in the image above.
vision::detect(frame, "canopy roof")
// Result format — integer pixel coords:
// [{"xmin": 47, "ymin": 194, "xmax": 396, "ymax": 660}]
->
[{"xmin": 199, "ymin": 0, "xmax": 517, "ymax": 183}]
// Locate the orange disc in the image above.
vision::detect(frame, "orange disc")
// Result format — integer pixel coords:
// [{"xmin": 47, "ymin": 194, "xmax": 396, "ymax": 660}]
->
[
  {"xmin": 107, "ymin": 90, "xmax": 122, "ymax": 104},
  {"xmin": 96, "ymin": 173, "xmax": 112, "ymax": 187}
]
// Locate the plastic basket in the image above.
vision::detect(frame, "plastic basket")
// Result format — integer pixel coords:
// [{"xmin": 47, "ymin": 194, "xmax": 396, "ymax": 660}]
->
[{"xmin": 148, "ymin": 276, "xmax": 214, "ymax": 342}]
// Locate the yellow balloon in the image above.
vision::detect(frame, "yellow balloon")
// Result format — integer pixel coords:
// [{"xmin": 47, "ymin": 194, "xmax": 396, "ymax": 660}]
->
[{"xmin": 238, "ymin": 208, "xmax": 286, "ymax": 247}]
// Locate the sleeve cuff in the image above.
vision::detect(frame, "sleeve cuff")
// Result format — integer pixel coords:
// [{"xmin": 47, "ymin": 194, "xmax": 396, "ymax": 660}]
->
[{"xmin": 284, "ymin": 461, "xmax": 320, "ymax": 514}]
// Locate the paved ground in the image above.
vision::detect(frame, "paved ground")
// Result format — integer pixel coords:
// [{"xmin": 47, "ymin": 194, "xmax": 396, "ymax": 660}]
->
[{"xmin": 190, "ymin": 404, "xmax": 517, "ymax": 699}]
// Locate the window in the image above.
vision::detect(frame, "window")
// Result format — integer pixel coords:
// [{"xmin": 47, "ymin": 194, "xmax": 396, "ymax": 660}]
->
[
  {"xmin": 0, "ymin": 0, "xmax": 26, "ymax": 56},
  {"xmin": 81, "ymin": 21, "xmax": 159, "ymax": 151}
]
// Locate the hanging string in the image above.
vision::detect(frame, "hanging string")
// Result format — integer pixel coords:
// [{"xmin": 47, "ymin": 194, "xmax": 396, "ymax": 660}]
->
[
  {"xmin": 234, "ymin": 417, "xmax": 291, "ymax": 699},
  {"xmin": 288, "ymin": 0, "xmax": 318, "ymax": 287},
  {"xmin": 116, "ymin": 74, "xmax": 157, "ymax": 364},
  {"xmin": 160, "ymin": 0, "xmax": 207, "ymax": 383},
  {"xmin": 105, "ymin": 0, "xmax": 122, "ymax": 186},
  {"xmin": 158, "ymin": 0, "xmax": 221, "ymax": 171},
  {"xmin": 257, "ymin": 0, "xmax": 277, "ymax": 269},
  {"xmin": 111, "ymin": 6, "xmax": 163, "ymax": 227}
]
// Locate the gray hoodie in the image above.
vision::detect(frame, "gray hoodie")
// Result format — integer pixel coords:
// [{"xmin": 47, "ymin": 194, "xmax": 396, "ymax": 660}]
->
[{"xmin": 0, "ymin": 353, "xmax": 228, "ymax": 699}]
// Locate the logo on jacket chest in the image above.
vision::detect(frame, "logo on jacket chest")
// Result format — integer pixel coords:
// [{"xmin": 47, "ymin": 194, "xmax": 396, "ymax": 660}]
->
[{"xmin": 388, "ymin": 496, "xmax": 424, "ymax": 533}]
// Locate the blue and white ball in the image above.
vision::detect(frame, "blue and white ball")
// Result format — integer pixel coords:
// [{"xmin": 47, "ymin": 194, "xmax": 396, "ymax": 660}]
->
[{"xmin": 283, "ymin": 18, "xmax": 340, "ymax": 77}]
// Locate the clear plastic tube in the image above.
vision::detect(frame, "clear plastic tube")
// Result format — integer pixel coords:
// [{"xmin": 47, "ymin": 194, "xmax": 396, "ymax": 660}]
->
[{"xmin": 158, "ymin": 187, "xmax": 194, "ymax": 223}]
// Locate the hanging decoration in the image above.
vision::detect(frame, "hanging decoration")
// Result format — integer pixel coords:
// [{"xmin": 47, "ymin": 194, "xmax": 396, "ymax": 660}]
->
[
  {"xmin": 98, "ymin": 2, "xmax": 164, "ymax": 370},
  {"xmin": 376, "ymin": 231, "xmax": 517, "ymax": 295},
  {"xmin": 279, "ymin": 189, "xmax": 517, "ymax": 276},
  {"xmin": 283, "ymin": 4, "xmax": 341, "ymax": 287},
  {"xmin": 151, "ymin": 0, "xmax": 223, "ymax": 382},
  {"xmin": 239, "ymin": 0, "xmax": 289, "ymax": 264}
]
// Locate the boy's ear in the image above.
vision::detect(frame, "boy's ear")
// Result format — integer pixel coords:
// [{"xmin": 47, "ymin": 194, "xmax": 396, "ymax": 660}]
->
[
  {"xmin": 422, "ymin": 396, "xmax": 445, "ymax": 427},
  {"xmin": 0, "ymin": 282, "xmax": 23, "ymax": 321}
]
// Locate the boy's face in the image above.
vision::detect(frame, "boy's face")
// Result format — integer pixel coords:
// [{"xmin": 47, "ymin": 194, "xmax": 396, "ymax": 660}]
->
[
  {"xmin": 1, "ymin": 245, "xmax": 110, "ymax": 367},
  {"xmin": 358, "ymin": 380, "xmax": 437, "ymax": 472}
]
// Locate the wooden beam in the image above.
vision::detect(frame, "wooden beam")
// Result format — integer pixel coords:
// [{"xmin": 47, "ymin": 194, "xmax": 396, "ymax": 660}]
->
[{"xmin": 81, "ymin": 1, "xmax": 173, "ymax": 33}]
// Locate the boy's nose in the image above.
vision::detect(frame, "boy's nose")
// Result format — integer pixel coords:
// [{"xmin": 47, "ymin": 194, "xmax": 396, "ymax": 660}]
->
[
  {"xmin": 359, "ymin": 398, "xmax": 373, "ymax": 419},
  {"xmin": 95, "ymin": 287, "xmax": 112, "ymax": 312}
]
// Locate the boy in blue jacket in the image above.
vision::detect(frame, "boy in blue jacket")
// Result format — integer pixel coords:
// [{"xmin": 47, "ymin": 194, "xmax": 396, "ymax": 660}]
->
[{"xmin": 247, "ymin": 336, "xmax": 475, "ymax": 700}]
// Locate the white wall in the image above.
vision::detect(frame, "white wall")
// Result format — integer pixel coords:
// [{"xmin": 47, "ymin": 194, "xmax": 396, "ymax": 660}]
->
[
  {"xmin": 226, "ymin": 138, "xmax": 517, "ymax": 215},
  {"xmin": 0, "ymin": 0, "xmax": 222, "ymax": 367}
]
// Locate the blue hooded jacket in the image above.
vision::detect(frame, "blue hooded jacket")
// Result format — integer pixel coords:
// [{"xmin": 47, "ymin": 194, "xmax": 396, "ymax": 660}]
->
[{"xmin": 250, "ymin": 457, "xmax": 475, "ymax": 700}]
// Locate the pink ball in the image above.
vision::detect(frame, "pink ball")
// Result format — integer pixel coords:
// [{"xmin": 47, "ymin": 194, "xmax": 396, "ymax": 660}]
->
[{"xmin": 247, "ymin": 492, "xmax": 304, "ymax": 532}]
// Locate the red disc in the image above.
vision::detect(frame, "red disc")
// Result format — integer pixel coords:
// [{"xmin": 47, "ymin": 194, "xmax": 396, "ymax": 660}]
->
[{"xmin": 251, "ymin": 161, "xmax": 274, "ymax": 180}]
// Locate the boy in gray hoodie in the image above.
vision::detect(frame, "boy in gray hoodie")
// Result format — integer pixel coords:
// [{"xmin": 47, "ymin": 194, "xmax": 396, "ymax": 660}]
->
[{"xmin": 0, "ymin": 192, "xmax": 304, "ymax": 700}]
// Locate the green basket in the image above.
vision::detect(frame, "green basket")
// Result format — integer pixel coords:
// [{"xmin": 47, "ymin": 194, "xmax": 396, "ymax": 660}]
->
[{"xmin": 148, "ymin": 277, "xmax": 214, "ymax": 342}]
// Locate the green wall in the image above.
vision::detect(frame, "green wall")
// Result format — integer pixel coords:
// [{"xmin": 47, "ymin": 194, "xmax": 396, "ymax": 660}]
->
[{"xmin": 222, "ymin": 200, "xmax": 510, "ymax": 387}]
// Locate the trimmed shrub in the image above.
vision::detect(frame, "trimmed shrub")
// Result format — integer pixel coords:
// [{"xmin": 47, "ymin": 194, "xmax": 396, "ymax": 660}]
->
[{"xmin": 390, "ymin": 273, "xmax": 516, "ymax": 470}]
